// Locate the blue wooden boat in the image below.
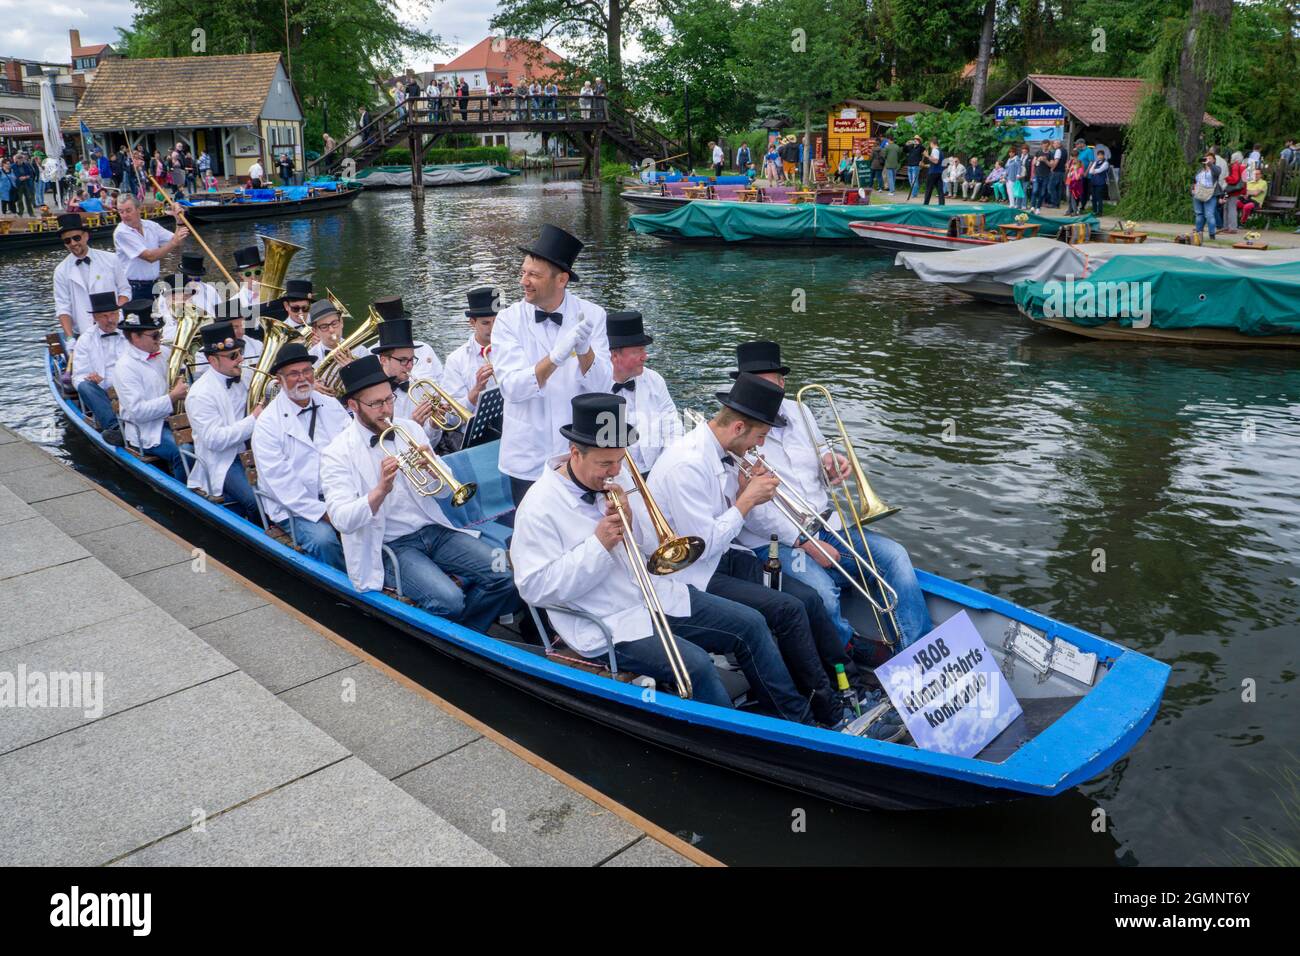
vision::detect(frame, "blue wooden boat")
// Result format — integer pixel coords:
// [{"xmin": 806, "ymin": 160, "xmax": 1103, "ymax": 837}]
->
[{"xmin": 44, "ymin": 349, "xmax": 1169, "ymax": 810}]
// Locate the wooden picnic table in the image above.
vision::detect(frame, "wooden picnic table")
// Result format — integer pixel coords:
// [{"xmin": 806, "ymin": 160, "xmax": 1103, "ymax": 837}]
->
[
  {"xmin": 682, "ymin": 185, "xmax": 710, "ymax": 200},
  {"xmin": 788, "ymin": 191, "xmax": 816, "ymax": 204},
  {"xmin": 1232, "ymin": 241, "xmax": 1271, "ymax": 250},
  {"xmin": 1106, "ymin": 231, "xmax": 1148, "ymax": 244},
  {"xmin": 736, "ymin": 187, "xmax": 761, "ymax": 202}
]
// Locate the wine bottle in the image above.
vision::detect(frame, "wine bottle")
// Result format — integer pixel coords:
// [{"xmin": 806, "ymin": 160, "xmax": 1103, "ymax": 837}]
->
[
  {"xmin": 835, "ymin": 663, "xmax": 861, "ymax": 718},
  {"xmin": 762, "ymin": 534, "xmax": 782, "ymax": 590}
]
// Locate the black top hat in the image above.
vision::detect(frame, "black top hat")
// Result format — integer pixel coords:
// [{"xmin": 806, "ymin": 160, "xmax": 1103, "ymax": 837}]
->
[
  {"xmin": 233, "ymin": 245, "xmax": 263, "ymax": 269},
  {"xmin": 338, "ymin": 354, "xmax": 391, "ymax": 400},
  {"xmin": 267, "ymin": 342, "xmax": 313, "ymax": 375},
  {"xmin": 606, "ymin": 311, "xmax": 652, "ymax": 349},
  {"xmin": 371, "ymin": 319, "xmax": 414, "ymax": 353},
  {"xmin": 282, "ymin": 278, "xmax": 313, "ymax": 301},
  {"xmin": 307, "ymin": 299, "xmax": 339, "ymax": 325},
  {"xmin": 465, "ymin": 286, "xmax": 500, "ymax": 317},
  {"xmin": 258, "ymin": 298, "xmax": 289, "ymax": 322},
  {"xmin": 716, "ymin": 372, "xmax": 785, "ymax": 427},
  {"xmin": 200, "ymin": 322, "xmax": 244, "ymax": 355},
  {"xmin": 88, "ymin": 290, "xmax": 119, "ymax": 314},
  {"xmin": 728, "ymin": 340, "xmax": 789, "ymax": 379},
  {"xmin": 57, "ymin": 213, "xmax": 88, "ymax": 236},
  {"xmin": 179, "ymin": 252, "xmax": 205, "ymax": 277},
  {"xmin": 118, "ymin": 299, "xmax": 164, "ymax": 332},
  {"xmin": 371, "ymin": 295, "xmax": 410, "ymax": 321},
  {"xmin": 210, "ymin": 292, "xmax": 248, "ymax": 323},
  {"xmin": 518, "ymin": 224, "xmax": 583, "ymax": 282},
  {"xmin": 560, "ymin": 393, "xmax": 637, "ymax": 448}
]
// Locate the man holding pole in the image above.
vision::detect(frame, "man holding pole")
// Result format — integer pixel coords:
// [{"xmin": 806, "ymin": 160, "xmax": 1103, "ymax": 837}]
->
[{"xmin": 113, "ymin": 194, "xmax": 188, "ymax": 301}]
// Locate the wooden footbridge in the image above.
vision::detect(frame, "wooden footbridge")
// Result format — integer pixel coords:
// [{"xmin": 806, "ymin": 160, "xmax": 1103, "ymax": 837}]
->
[{"xmin": 308, "ymin": 94, "xmax": 684, "ymax": 200}]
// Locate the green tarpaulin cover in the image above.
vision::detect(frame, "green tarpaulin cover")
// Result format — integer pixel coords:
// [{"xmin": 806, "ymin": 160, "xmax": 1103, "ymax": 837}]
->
[
  {"xmin": 627, "ymin": 201, "xmax": 1095, "ymax": 242},
  {"xmin": 1013, "ymin": 255, "xmax": 1300, "ymax": 336}
]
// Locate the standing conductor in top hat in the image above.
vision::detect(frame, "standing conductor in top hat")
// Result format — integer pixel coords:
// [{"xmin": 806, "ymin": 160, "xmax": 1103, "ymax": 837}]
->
[{"xmin": 491, "ymin": 224, "xmax": 613, "ymax": 507}]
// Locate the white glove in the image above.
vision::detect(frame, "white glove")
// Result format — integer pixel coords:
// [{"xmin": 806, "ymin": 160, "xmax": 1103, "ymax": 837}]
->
[
  {"xmin": 548, "ymin": 322, "xmax": 581, "ymax": 366},
  {"xmin": 570, "ymin": 312, "xmax": 596, "ymax": 356}
]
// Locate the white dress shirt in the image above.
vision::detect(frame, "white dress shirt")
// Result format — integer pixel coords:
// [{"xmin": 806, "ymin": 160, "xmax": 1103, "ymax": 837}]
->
[
  {"xmin": 114, "ymin": 344, "xmax": 173, "ymax": 448},
  {"xmin": 113, "ymin": 219, "xmax": 174, "ymax": 282},
  {"xmin": 614, "ymin": 366, "xmax": 681, "ymax": 473},
  {"xmin": 492, "ymin": 291, "xmax": 612, "ymax": 480},
  {"xmin": 511, "ymin": 459, "xmax": 689, "ymax": 657},
  {"xmin": 646, "ymin": 421, "xmax": 747, "ymax": 591},
  {"xmin": 250, "ymin": 387, "xmax": 351, "ymax": 524},
  {"xmin": 53, "ymin": 248, "xmax": 130, "ymax": 338},
  {"xmin": 320, "ymin": 417, "xmax": 474, "ymax": 592},
  {"xmin": 71, "ymin": 327, "xmax": 127, "ymax": 390},
  {"xmin": 185, "ymin": 365, "xmax": 257, "ymax": 497},
  {"xmin": 738, "ymin": 398, "xmax": 831, "ymax": 549},
  {"xmin": 412, "ymin": 341, "xmax": 444, "ymax": 383},
  {"xmin": 249, "ymin": 161, "xmax": 265, "ymax": 181},
  {"xmin": 442, "ymin": 333, "xmax": 491, "ymax": 411}
]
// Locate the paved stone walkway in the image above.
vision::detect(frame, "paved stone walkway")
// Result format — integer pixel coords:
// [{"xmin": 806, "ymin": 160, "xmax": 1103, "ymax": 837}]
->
[{"xmin": 0, "ymin": 424, "xmax": 704, "ymax": 867}]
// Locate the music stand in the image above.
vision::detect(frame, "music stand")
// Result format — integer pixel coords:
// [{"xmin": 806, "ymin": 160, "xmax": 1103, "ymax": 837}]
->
[{"xmin": 464, "ymin": 388, "xmax": 503, "ymax": 448}]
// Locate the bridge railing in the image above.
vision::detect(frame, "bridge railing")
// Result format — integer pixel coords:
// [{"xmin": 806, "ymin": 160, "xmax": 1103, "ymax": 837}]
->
[{"xmin": 401, "ymin": 93, "xmax": 608, "ymax": 125}]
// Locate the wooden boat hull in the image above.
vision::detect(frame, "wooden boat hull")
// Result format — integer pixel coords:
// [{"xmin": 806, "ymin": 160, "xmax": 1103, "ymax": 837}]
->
[
  {"xmin": 44, "ymin": 352, "xmax": 1169, "ymax": 810},
  {"xmin": 1, "ymin": 215, "xmax": 176, "ymax": 254},
  {"xmin": 1030, "ymin": 316, "xmax": 1300, "ymax": 347},
  {"xmin": 619, "ymin": 191, "xmax": 690, "ymax": 214},
  {"xmin": 182, "ymin": 187, "xmax": 362, "ymax": 223},
  {"xmin": 850, "ymin": 221, "xmax": 996, "ymax": 253}
]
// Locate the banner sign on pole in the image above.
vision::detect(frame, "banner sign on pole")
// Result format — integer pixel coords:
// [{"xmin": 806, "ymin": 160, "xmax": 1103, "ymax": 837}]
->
[
  {"xmin": 874, "ymin": 611, "xmax": 1022, "ymax": 758},
  {"xmin": 994, "ymin": 103, "xmax": 1066, "ymax": 124}
]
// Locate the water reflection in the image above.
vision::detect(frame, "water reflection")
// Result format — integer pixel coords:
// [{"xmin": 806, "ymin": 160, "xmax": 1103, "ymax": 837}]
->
[{"xmin": 1, "ymin": 177, "xmax": 1294, "ymax": 865}]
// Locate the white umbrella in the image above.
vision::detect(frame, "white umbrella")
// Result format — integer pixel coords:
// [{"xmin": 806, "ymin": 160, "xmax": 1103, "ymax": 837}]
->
[{"xmin": 39, "ymin": 72, "xmax": 67, "ymax": 174}]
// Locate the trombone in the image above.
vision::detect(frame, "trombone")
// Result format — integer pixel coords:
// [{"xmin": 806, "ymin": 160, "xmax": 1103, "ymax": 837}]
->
[
  {"xmin": 408, "ymin": 377, "xmax": 473, "ymax": 431},
  {"xmin": 683, "ymin": 409, "xmax": 900, "ymax": 621},
  {"xmin": 378, "ymin": 420, "xmax": 477, "ymax": 505},
  {"xmin": 794, "ymin": 384, "xmax": 904, "ymax": 649},
  {"xmin": 602, "ymin": 455, "xmax": 700, "ymax": 699}
]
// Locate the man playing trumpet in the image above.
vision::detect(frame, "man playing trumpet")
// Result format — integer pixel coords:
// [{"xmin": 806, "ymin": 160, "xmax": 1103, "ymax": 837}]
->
[
  {"xmin": 320, "ymin": 355, "xmax": 519, "ymax": 628},
  {"xmin": 511, "ymin": 394, "xmax": 813, "ymax": 721},
  {"xmin": 371, "ymin": 317, "xmax": 456, "ymax": 450}
]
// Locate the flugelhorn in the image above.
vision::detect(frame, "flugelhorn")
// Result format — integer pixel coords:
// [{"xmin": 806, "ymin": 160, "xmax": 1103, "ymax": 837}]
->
[
  {"xmin": 378, "ymin": 420, "xmax": 476, "ymax": 505},
  {"xmin": 408, "ymin": 377, "xmax": 472, "ymax": 431}
]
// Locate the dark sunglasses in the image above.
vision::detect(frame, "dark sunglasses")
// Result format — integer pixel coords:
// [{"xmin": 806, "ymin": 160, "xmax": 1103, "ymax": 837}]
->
[
  {"xmin": 242, "ymin": 269, "xmax": 262, "ymax": 277},
  {"xmin": 62, "ymin": 234, "xmax": 88, "ymax": 245}
]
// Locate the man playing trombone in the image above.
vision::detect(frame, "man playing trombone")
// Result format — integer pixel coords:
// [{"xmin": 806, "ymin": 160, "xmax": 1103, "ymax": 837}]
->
[
  {"xmin": 511, "ymin": 393, "xmax": 814, "ymax": 722},
  {"xmin": 320, "ymin": 356, "xmax": 519, "ymax": 628},
  {"xmin": 729, "ymin": 342, "xmax": 932, "ymax": 659}
]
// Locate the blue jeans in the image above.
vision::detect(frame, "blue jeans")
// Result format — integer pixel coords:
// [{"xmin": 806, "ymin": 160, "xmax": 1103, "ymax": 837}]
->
[
  {"xmin": 1049, "ymin": 170, "xmax": 1065, "ymax": 206},
  {"xmin": 1031, "ymin": 176, "xmax": 1048, "ymax": 208},
  {"xmin": 219, "ymin": 458, "xmax": 257, "ymax": 519},
  {"xmin": 759, "ymin": 527, "xmax": 932, "ymax": 652},
  {"xmin": 76, "ymin": 381, "xmax": 117, "ymax": 429},
  {"xmin": 614, "ymin": 587, "xmax": 811, "ymax": 722},
  {"xmin": 1193, "ymin": 197, "xmax": 1217, "ymax": 237},
  {"xmin": 143, "ymin": 426, "xmax": 185, "ymax": 481},
  {"xmin": 385, "ymin": 524, "xmax": 518, "ymax": 631},
  {"xmin": 282, "ymin": 515, "xmax": 346, "ymax": 571},
  {"xmin": 907, "ymin": 165, "xmax": 919, "ymax": 196},
  {"xmin": 884, "ymin": 168, "xmax": 896, "ymax": 191}
]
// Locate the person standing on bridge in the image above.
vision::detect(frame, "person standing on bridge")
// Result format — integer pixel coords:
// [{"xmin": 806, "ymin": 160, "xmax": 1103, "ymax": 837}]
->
[
  {"xmin": 458, "ymin": 77, "xmax": 470, "ymax": 122},
  {"xmin": 580, "ymin": 81, "xmax": 594, "ymax": 120},
  {"xmin": 593, "ymin": 77, "xmax": 606, "ymax": 119}
]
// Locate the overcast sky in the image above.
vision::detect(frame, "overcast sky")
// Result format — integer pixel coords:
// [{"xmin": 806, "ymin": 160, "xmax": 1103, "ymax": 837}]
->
[{"xmin": 0, "ymin": 0, "xmax": 511, "ymax": 70}]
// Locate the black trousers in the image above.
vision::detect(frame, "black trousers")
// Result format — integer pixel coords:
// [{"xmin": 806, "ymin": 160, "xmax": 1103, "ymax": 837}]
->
[
  {"xmin": 509, "ymin": 475, "xmax": 534, "ymax": 508},
  {"xmin": 923, "ymin": 171, "xmax": 945, "ymax": 205},
  {"xmin": 707, "ymin": 548, "xmax": 853, "ymax": 725},
  {"xmin": 129, "ymin": 278, "xmax": 158, "ymax": 301}
]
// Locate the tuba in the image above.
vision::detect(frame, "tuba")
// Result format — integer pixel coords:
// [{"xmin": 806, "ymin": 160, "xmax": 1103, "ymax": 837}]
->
[
  {"xmin": 246, "ymin": 316, "xmax": 297, "ymax": 413},
  {"xmin": 316, "ymin": 305, "xmax": 384, "ymax": 397},
  {"xmin": 255, "ymin": 234, "xmax": 304, "ymax": 302},
  {"xmin": 379, "ymin": 420, "xmax": 477, "ymax": 505},
  {"xmin": 167, "ymin": 301, "xmax": 208, "ymax": 390}
]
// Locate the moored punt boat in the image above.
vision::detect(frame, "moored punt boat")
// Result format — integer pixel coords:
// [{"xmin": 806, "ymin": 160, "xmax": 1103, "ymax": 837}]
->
[
  {"xmin": 180, "ymin": 184, "xmax": 362, "ymax": 223},
  {"xmin": 1014, "ymin": 255, "xmax": 1300, "ymax": 347},
  {"xmin": 620, "ymin": 182, "xmax": 866, "ymax": 214},
  {"xmin": 0, "ymin": 209, "xmax": 175, "ymax": 254},
  {"xmin": 352, "ymin": 163, "xmax": 520, "ymax": 189},
  {"xmin": 898, "ymin": 236, "xmax": 1300, "ymax": 305},
  {"xmin": 44, "ymin": 345, "xmax": 1169, "ymax": 810},
  {"xmin": 849, "ymin": 221, "xmax": 1002, "ymax": 253},
  {"xmin": 629, "ymin": 200, "xmax": 1094, "ymax": 248}
]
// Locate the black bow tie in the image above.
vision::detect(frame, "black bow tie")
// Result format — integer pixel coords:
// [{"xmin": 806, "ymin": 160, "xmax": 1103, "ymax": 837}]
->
[
  {"xmin": 76, "ymin": 257, "xmax": 91, "ymax": 266},
  {"xmin": 566, "ymin": 463, "xmax": 600, "ymax": 504},
  {"xmin": 369, "ymin": 432, "xmax": 383, "ymax": 448},
  {"xmin": 534, "ymin": 310, "xmax": 563, "ymax": 325},
  {"xmin": 225, "ymin": 374, "xmax": 241, "ymax": 388},
  {"xmin": 101, "ymin": 331, "xmax": 118, "ymax": 338},
  {"xmin": 612, "ymin": 379, "xmax": 636, "ymax": 394},
  {"xmin": 721, "ymin": 454, "xmax": 735, "ymax": 467},
  {"xmin": 390, "ymin": 377, "xmax": 409, "ymax": 393}
]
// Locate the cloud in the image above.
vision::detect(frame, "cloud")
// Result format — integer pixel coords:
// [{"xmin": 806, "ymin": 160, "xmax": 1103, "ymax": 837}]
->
[{"xmin": 2, "ymin": 0, "xmax": 130, "ymax": 61}]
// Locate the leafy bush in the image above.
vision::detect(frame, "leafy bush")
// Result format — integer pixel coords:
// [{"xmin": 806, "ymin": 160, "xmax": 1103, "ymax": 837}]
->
[
  {"xmin": 893, "ymin": 106, "xmax": 1022, "ymax": 166},
  {"xmin": 377, "ymin": 146, "xmax": 511, "ymax": 166}
]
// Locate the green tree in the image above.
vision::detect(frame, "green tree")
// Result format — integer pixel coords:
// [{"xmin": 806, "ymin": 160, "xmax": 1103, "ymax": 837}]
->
[
  {"xmin": 730, "ymin": 0, "xmax": 870, "ymax": 179},
  {"xmin": 490, "ymin": 0, "xmax": 661, "ymax": 91},
  {"xmin": 894, "ymin": 105, "xmax": 1020, "ymax": 164},
  {"xmin": 117, "ymin": 0, "xmax": 441, "ymax": 150}
]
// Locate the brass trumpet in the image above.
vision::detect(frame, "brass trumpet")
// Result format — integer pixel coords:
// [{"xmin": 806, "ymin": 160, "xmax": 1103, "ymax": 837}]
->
[
  {"xmin": 378, "ymin": 420, "xmax": 477, "ymax": 505},
  {"xmin": 408, "ymin": 377, "xmax": 473, "ymax": 431}
]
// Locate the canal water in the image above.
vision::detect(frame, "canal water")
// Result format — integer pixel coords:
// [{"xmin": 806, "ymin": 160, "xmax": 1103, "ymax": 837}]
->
[{"xmin": 2, "ymin": 177, "xmax": 1295, "ymax": 865}]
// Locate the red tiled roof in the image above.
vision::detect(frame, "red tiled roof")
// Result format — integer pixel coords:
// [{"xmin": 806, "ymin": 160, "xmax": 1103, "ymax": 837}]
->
[
  {"xmin": 1025, "ymin": 74, "xmax": 1221, "ymax": 128},
  {"xmin": 436, "ymin": 37, "xmax": 564, "ymax": 80},
  {"xmin": 77, "ymin": 43, "xmax": 110, "ymax": 57}
]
